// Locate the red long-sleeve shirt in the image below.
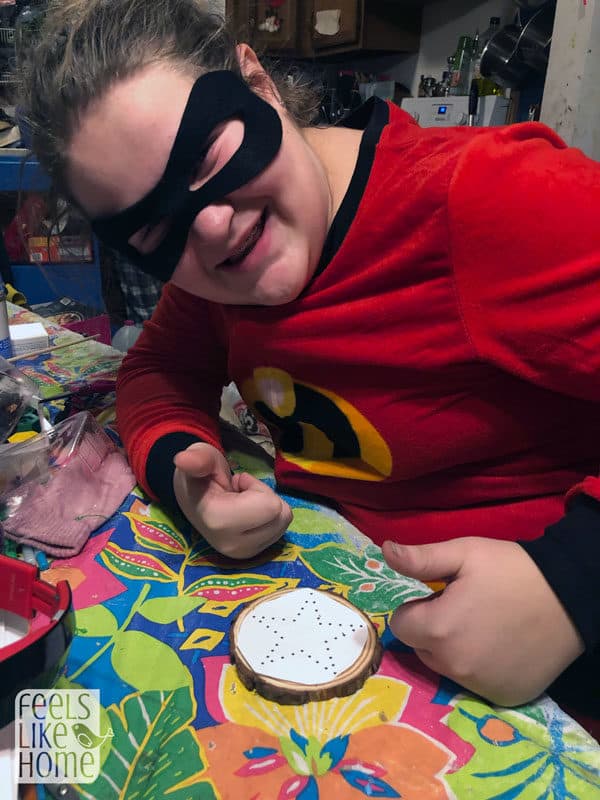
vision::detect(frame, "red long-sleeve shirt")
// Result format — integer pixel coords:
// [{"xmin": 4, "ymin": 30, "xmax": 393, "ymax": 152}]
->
[{"xmin": 117, "ymin": 102, "xmax": 600, "ymax": 548}]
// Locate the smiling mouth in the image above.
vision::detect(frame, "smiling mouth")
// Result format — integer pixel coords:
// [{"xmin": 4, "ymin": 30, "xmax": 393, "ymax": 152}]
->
[{"xmin": 221, "ymin": 210, "xmax": 267, "ymax": 267}]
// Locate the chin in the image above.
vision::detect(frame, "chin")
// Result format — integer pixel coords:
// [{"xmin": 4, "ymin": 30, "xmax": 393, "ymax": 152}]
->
[
  {"xmin": 252, "ymin": 260, "xmax": 312, "ymax": 306},
  {"xmin": 255, "ymin": 281, "xmax": 306, "ymax": 306},
  {"xmin": 261, "ymin": 289, "xmax": 303, "ymax": 306}
]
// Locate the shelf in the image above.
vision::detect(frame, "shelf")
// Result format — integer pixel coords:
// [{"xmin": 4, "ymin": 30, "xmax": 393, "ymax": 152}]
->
[
  {"xmin": 0, "ymin": 152, "xmax": 104, "ymax": 309},
  {"xmin": 10, "ymin": 261, "xmax": 104, "ymax": 309},
  {"xmin": 0, "ymin": 149, "xmax": 50, "ymax": 192}
]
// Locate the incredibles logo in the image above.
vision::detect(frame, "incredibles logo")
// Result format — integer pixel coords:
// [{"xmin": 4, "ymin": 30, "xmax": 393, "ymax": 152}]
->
[{"xmin": 242, "ymin": 368, "xmax": 392, "ymax": 481}]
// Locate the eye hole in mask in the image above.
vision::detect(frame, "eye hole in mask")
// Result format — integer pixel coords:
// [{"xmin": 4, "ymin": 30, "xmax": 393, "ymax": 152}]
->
[
  {"xmin": 129, "ymin": 216, "xmax": 174, "ymax": 255},
  {"xmin": 128, "ymin": 146, "xmax": 217, "ymax": 255},
  {"xmin": 189, "ymin": 127, "xmax": 226, "ymax": 181}
]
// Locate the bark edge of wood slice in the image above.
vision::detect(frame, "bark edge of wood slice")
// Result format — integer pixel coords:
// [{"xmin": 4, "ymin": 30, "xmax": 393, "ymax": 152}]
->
[{"xmin": 230, "ymin": 587, "xmax": 382, "ymax": 705}]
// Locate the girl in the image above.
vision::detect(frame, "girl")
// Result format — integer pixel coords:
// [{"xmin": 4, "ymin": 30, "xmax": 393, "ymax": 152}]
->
[{"xmin": 21, "ymin": 0, "xmax": 600, "ymax": 717}]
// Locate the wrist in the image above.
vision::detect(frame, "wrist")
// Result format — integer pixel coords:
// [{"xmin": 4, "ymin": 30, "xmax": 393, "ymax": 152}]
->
[{"xmin": 146, "ymin": 432, "xmax": 203, "ymax": 511}]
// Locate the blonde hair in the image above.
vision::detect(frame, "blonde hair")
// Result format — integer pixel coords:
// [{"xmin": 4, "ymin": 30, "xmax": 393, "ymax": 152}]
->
[{"xmin": 20, "ymin": 0, "xmax": 321, "ymax": 194}]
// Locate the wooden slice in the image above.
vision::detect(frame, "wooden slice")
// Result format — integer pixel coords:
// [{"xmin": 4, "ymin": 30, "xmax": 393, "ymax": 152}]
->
[{"xmin": 230, "ymin": 587, "xmax": 382, "ymax": 704}]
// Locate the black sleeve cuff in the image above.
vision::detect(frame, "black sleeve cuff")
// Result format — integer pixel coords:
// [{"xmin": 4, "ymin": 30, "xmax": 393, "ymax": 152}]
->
[
  {"xmin": 519, "ymin": 494, "xmax": 600, "ymax": 653},
  {"xmin": 146, "ymin": 432, "xmax": 203, "ymax": 512}
]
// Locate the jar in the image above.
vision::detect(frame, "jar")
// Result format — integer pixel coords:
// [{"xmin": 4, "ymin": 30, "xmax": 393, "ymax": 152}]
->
[{"xmin": 449, "ymin": 35, "xmax": 474, "ymax": 96}]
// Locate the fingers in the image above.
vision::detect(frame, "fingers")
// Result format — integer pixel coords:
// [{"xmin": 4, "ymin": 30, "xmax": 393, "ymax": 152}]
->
[
  {"xmin": 177, "ymin": 464, "xmax": 292, "ymax": 559},
  {"xmin": 206, "ymin": 493, "xmax": 292, "ymax": 560},
  {"xmin": 174, "ymin": 442, "xmax": 232, "ymax": 491},
  {"xmin": 202, "ymin": 475, "xmax": 291, "ymax": 534},
  {"xmin": 231, "ymin": 471, "xmax": 270, "ymax": 493},
  {"xmin": 382, "ymin": 539, "xmax": 465, "ymax": 583},
  {"xmin": 173, "ymin": 445, "xmax": 293, "ymax": 559},
  {"xmin": 233, "ymin": 472, "xmax": 294, "ymax": 528},
  {"xmin": 220, "ymin": 519, "xmax": 289, "ymax": 560},
  {"xmin": 232, "ymin": 471, "xmax": 284, "ymax": 498},
  {"xmin": 382, "ymin": 539, "xmax": 469, "ymax": 653},
  {"xmin": 389, "ymin": 592, "xmax": 445, "ymax": 650},
  {"xmin": 385, "ymin": 538, "xmax": 588, "ymax": 708}
]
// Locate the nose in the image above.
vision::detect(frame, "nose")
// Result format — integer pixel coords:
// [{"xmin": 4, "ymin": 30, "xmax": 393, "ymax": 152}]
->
[{"xmin": 187, "ymin": 201, "xmax": 235, "ymax": 244}]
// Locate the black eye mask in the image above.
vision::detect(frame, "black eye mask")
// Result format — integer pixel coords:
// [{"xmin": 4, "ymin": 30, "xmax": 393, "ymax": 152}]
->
[{"xmin": 91, "ymin": 70, "xmax": 283, "ymax": 281}]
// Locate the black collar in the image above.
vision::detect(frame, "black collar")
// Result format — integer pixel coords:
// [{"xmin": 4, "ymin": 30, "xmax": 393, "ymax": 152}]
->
[{"xmin": 312, "ymin": 97, "xmax": 389, "ymax": 281}]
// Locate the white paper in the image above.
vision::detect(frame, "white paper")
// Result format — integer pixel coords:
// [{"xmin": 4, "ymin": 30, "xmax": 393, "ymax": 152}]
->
[
  {"xmin": 0, "ymin": 609, "xmax": 29, "ymax": 647},
  {"xmin": 236, "ymin": 588, "xmax": 369, "ymax": 685},
  {"xmin": 314, "ymin": 9, "xmax": 341, "ymax": 36}
]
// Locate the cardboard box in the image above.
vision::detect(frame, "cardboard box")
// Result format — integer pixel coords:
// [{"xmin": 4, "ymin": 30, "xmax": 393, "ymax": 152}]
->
[{"xmin": 27, "ymin": 235, "xmax": 93, "ymax": 264}]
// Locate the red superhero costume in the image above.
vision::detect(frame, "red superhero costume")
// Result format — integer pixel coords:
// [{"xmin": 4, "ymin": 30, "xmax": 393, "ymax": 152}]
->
[
  {"xmin": 117, "ymin": 101, "xmax": 600, "ymax": 540},
  {"xmin": 116, "ymin": 101, "xmax": 600, "ymax": 686}
]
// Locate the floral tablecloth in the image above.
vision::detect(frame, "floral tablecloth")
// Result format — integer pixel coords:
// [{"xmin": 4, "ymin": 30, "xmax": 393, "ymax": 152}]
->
[{"xmin": 9, "ymin": 305, "xmax": 600, "ymax": 799}]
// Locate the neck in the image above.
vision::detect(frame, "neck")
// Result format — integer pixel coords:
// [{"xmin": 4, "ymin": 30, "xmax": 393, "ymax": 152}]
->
[{"xmin": 302, "ymin": 125, "xmax": 363, "ymax": 225}]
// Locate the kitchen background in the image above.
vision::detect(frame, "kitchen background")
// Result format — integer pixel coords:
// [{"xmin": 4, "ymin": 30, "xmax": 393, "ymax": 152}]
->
[{"xmin": 218, "ymin": 0, "xmax": 551, "ymax": 127}]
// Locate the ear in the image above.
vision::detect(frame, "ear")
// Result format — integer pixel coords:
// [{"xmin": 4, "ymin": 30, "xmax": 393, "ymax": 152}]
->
[
  {"xmin": 236, "ymin": 43, "xmax": 281, "ymax": 104},
  {"xmin": 236, "ymin": 43, "xmax": 263, "ymax": 75}
]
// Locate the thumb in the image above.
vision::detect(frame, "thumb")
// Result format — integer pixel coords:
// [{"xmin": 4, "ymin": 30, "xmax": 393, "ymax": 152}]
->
[
  {"xmin": 173, "ymin": 442, "xmax": 232, "ymax": 490},
  {"xmin": 382, "ymin": 539, "xmax": 465, "ymax": 584}
]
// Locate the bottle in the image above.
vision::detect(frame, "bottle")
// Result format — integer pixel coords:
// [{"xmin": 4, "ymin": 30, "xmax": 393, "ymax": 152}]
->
[
  {"xmin": 0, "ymin": 282, "xmax": 12, "ymax": 359},
  {"xmin": 449, "ymin": 35, "xmax": 474, "ymax": 96},
  {"xmin": 470, "ymin": 30, "xmax": 481, "ymax": 83},
  {"xmin": 477, "ymin": 17, "xmax": 504, "ymax": 96},
  {"xmin": 440, "ymin": 72, "xmax": 451, "ymax": 97},
  {"xmin": 111, "ymin": 320, "xmax": 142, "ymax": 353}
]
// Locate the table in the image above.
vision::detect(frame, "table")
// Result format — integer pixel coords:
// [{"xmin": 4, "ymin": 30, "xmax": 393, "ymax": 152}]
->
[{"xmin": 8, "ymin": 306, "xmax": 600, "ymax": 799}]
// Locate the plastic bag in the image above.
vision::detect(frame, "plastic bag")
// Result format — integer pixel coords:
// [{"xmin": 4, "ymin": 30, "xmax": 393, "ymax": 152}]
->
[
  {"xmin": 0, "ymin": 354, "xmax": 40, "ymax": 442},
  {"xmin": 0, "ymin": 411, "xmax": 135, "ymax": 556}
]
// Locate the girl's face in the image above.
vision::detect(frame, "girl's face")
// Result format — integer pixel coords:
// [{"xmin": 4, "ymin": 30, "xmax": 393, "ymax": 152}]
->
[{"xmin": 67, "ymin": 55, "xmax": 333, "ymax": 306}]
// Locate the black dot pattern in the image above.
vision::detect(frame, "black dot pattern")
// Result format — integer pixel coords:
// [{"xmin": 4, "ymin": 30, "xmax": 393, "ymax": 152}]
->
[{"xmin": 237, "ymin": 588, "xmax": 368, "ymax": 683}]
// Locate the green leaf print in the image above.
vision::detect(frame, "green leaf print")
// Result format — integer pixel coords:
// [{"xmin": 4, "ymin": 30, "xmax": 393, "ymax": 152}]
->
[
  {"xmin": 111, "ymin": 630, "xmax": 192, "ymax": 692},
  {"xmin": 138, "ymin": 500, "xmax": 182, "ymax": 531},
  {"xmin": 127, "ymin": 514, "xmax": 189, "ymax": 555},
  {"xmin": 446, "ymin": 696, "xmax": 600, "ymax": 799},
  {"xmin": 279, "ymin": 736, "xmax": 311, "ymax": 776},
  {"xmin": 100, "ymin": 543, "xmax": 178, "ymax": 582},
  {"xmin": 304, "ymin": 735, "xmax": 334, "ymax": 776},
  {"xmin": 300, "ymin": 543, "xmax": 431, "ymax": 614},
  {"xmin": 75, "ymin": 606, "xmax": 118, "ymax": 638},
  {"xmin": 74, "ymin": 687, "xmax": 217, "ymax": 799},
  {"xmin": 288, "ymin": 507, "xmax": 345, "ymax": 535},
  {"xmin": 228, "ymin": 449, "xmax": 274, "ymax": 479},
  {"xmin": 138, "ymin": 596, "xmax": 205, "ymax": 624}
]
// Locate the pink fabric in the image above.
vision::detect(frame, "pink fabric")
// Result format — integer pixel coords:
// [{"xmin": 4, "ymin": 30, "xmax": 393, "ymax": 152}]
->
[{"xmin": 3, "ymin": 424, "xmax": 135, "ymax": 556}]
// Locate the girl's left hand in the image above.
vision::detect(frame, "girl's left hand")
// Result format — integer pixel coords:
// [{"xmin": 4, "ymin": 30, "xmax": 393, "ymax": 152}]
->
[{"xmin": 382, "ymin": 537, "xmax": 584, "ymax": 707}]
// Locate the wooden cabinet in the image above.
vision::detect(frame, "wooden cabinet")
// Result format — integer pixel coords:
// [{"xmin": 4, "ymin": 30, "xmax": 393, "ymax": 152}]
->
[
  {"xmin": 310, "ymin": 0, "xmax": 361, "ymax": 51},
  {"xmin": 230, "ymin": 0, "xmax": 301, "ymax": 53},
  {"xmin": 227, "ymin": 0, "xmax": 421, "ymax": 58}
]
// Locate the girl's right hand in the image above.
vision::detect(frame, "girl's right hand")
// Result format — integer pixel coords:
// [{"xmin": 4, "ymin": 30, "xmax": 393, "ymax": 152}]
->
[{"xmin": 173, "ymin": 442, "xmax": 292, "ymax": 559}]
